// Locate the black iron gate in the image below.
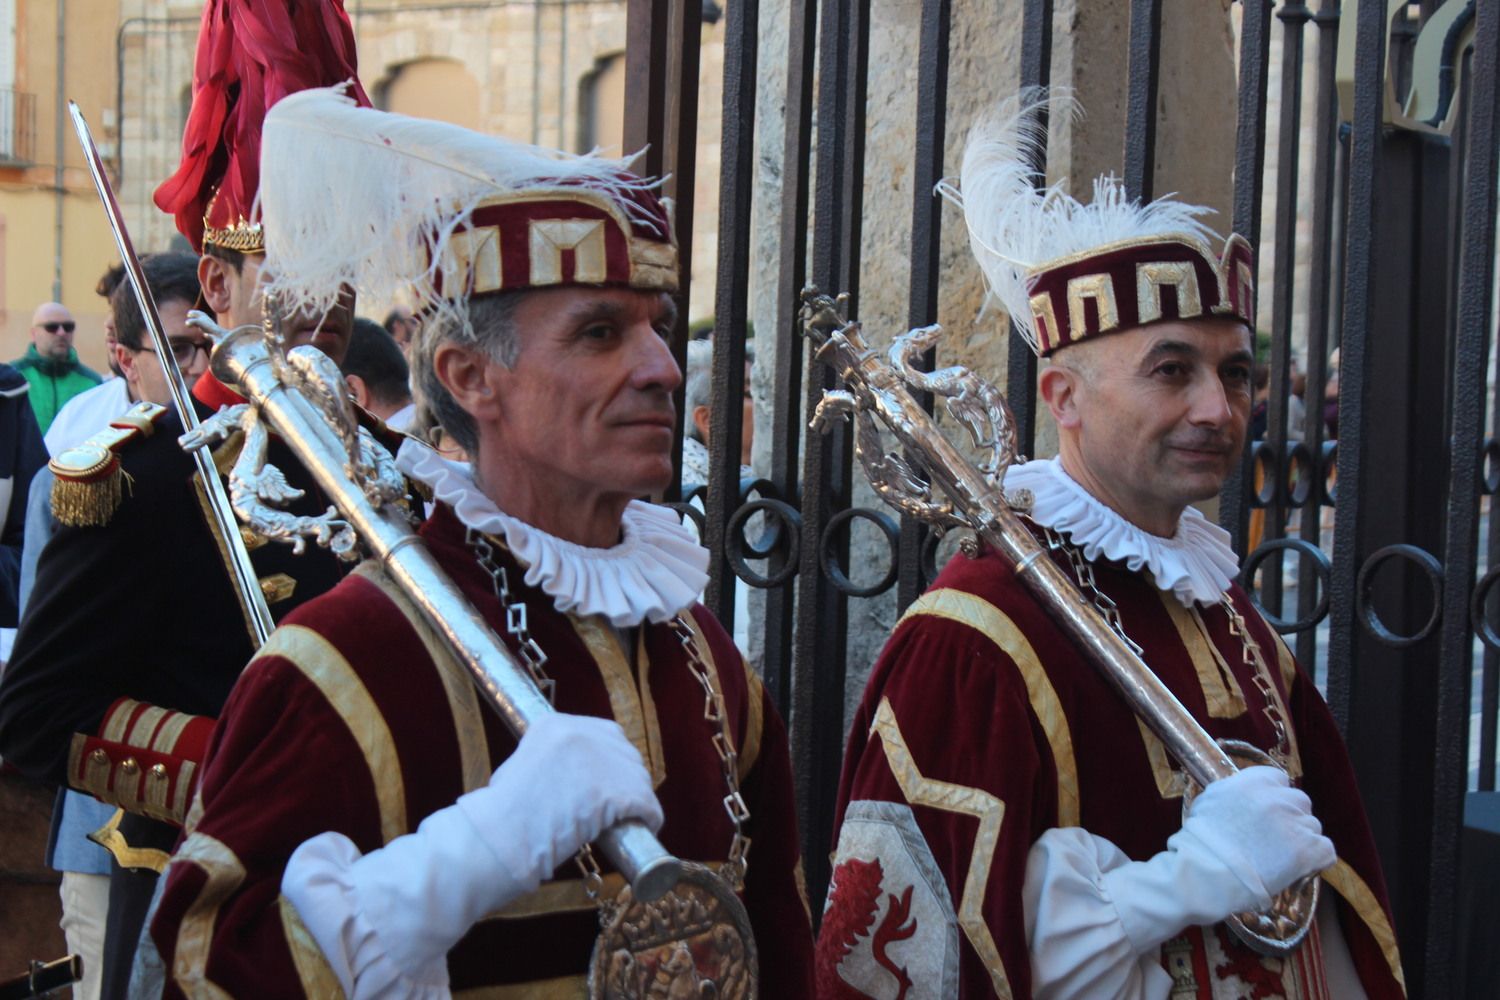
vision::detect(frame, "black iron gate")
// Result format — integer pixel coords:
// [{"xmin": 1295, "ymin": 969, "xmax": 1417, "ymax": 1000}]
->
[{"xmin": 624, "ymin": 1, "xmax": 1499, "ymax": 995}]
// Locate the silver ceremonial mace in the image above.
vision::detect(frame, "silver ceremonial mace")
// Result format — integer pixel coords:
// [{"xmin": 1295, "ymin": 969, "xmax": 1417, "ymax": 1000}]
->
[{"xmin": 68, "ymin": 101, "xmax": 275, "ymax": 644}]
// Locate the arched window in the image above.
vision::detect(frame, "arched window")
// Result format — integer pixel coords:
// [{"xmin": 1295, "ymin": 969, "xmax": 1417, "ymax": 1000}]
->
[
  {"xmin": 374, "ymin": 58, "xmax": 482, "ymax": 131},
  {"xmin": 577, "ymin": 52, "xmax": 625, "ymax": 155}
]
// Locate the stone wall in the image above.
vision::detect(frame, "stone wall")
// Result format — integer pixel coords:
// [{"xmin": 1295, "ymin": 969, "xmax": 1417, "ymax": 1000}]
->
[{"xmin": 115, "ymin": 0, "xmax": 727, "ymax": 325}]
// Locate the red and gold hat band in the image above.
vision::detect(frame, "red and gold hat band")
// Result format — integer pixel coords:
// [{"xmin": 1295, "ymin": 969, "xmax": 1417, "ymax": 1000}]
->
[
  {"xmin": 1025, "ymin": 233, "xmax": 1255, "ymax": 356},
  {"xmin": 435, "ymin": 187, "xmax": 678, "ymax": 299}
]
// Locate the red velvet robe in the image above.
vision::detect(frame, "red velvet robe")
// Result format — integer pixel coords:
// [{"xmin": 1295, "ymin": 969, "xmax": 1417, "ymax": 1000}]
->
[
  {"xmin": 816, "ymin": 539, "xmax": 1405, "ymax": 1000},
  {"xmin": 148, "ymin": 502, "xmax": 814, "ymax": 997}
]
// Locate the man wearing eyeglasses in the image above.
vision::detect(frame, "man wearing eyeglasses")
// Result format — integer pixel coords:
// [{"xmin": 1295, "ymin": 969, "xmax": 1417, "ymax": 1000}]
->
[
  {"xmin": 15, "ymin": 303, "xmax": 103, "ymax": 435},
  {"xmin": 107, "ymin": 254, "xmax": 212, "ymax": 410},
  {"xmin": 6, "ymin": 251, "xmax": 210, "ymax": 1000}
]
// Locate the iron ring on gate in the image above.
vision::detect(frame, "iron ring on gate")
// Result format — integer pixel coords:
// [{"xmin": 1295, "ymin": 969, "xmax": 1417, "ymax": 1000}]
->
[
  {"xmin": 1240, "ymin": 538, "xmax": 1331, "ymax": 634},
  {"xmin": 820, "ymin": 506, "xmax": 900, "ymax": 598},
  {"xmin": 726, "ymin": 498, "xmax": 802, "ymax": 589},
  {"xmin": 1469, "ymin": 566, "xmax": 1500, "ymax": 653},
  {"xmin": 1319, "ymin": 441, "xmax": 1338, "ymax": 506},
  {"xmin": 1482, "ymin": 437, "xmax": 1500, "ymax": 495},
  {"xmin": 1284, "ymin": 442, "xmax": 1315, "ymax": 508},
  {"xmin": 1250, "ymin": 441, "xmax": 1277, "ymax": 507},
  {"xmin": 1355, "ymin": 544, "xmax": 1444, "ymax": 648},
  {"xmin": 664, "ymin": 501, "xmax": 706, "ymax": 537}
]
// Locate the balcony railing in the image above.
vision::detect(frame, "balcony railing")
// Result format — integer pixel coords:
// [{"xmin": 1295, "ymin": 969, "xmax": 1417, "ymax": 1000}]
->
[{"xmin": 0, "ymin": 88, "xmax": 37, "ymax": 166}]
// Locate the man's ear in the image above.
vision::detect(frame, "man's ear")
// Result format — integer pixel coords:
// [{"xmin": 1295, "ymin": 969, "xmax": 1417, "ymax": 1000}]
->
[
  {"xmin": 1038, "ymin": 363, "xmax": 1084, "ymax": 430},
  {"xmin": 691, "ymin": 404, "xmax": 712, "ymax": 445},
  {"xmin": 432, "ymin": 342, "xmax": 502, "ymax": 422},
  {"xmin": 115, "ymin": 343, "xmax": 141, "ymax": 387},
  {"xmin": 197, "ymin": 256, "xmax": 234, "ymax": 316},
  {"xmin": 344, "ymin": 374, "xmax": 370, "ymax": 408}
]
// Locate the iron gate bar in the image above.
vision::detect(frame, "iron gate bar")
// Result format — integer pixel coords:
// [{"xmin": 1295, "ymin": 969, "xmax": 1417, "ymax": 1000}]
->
[
  {"xmin": 666, "ymin": 0, "xmax": 704, "ymax": 504},
  {"xmin": 762, "ymin": 0, "xmax": 818, "ymax": 720},
  {"xmin": 794, "ymin": 0, "xmax": 871, "ymax": 914},
  {"xmin": 1260, "ymin": 1, "xmax": 1313, "ymax": 622},
  {"xmin": 1220, "ymin": 0, "xmax": 1277, "ymax": 555},
  {"xmin": 1326, "ymin": 0, "xmax": 1387, "ymax": 736},
  {"xmin": 1002, "ymin": 0, "xmax": 1055, "ymax": 459},
  {"xmin": 1122, "ymin": 0, "xmax": 1163, "ymax": 202},
  {"xmin": 1428, "ymin": 4, "xmax": 1500, "ymax": 990},
  {"xmin": 1294, "ymin": 0, "xmax": 1342, "ymax": 676},
  {"xmin": 623, "ymin": 1, "xmax": 669, "ymax": 180},
  {"xmin": 703, "ymin": 0, "xmax": 759, "ymax": 630},
  {"xmin": 624, "ymin": 0, "xmax": 696, "ymax": 503},
  {"xmin": 894, "ymin": 0, "xmax": 952, "ymax": 614}
]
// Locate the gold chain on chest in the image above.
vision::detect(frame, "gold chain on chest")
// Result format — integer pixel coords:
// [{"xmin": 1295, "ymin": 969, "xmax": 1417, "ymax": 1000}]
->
[
  {"xmin": 1041, "ymin": 525, "xmax": 1293, "ymax": 770},
  {"xmin": 466, "ymin": 528, "xmax": 751, "ymax": 894}
]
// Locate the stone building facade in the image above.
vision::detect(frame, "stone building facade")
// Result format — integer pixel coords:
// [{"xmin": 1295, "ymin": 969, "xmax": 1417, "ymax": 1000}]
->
[{"xmin": 115, "ymin": 0, "xmax": 727, "ymax": 324}]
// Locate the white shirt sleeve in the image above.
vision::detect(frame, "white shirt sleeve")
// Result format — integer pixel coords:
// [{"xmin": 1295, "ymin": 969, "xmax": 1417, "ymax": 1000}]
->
[{"xmin": 1023, "ymin": 827, "xmax": 1174, "ymax": 1000}]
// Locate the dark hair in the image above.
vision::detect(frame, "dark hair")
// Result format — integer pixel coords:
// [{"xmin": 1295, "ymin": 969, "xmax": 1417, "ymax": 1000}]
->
[
  {"xmin": 382, "ymin": 308, "xmax": 412, "ymax": 336},
  {"xmin": 342, "ymin": 318, "xmax": 412, "ymax": 409},
  {"xmin": 111, "ymin": 252, "xmax": 205, "ymax": 351},
  {"xmin": 95, "ymin": 262, "xmax": 127, "ymax": 300},
  {"xmin": 203, "ymin": 242, "xmax": 247, "ymax": 273}
]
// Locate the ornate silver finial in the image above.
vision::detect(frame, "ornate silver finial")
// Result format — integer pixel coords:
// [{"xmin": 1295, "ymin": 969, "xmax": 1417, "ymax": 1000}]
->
[{"xmin": 180, "ymin": 312, "xmax": 405, "ymax": 561}]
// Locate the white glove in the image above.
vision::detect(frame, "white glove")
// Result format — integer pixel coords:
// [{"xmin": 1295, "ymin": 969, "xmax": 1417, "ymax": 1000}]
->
[
  {"xmin": 283, "ymin": 711, "xmax": 662, "ymax": 998},
  {"xmin": 1100, "ymin": 764, "xmax": 1335, "ymax": 955}
]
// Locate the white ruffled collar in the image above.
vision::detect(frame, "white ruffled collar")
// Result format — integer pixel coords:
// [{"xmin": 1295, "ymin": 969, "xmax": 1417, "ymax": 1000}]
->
[
  {"xmin": 397, "ymin": 439, "xmax": 709, "ymax": 627},
  {"xmin": 1001, "ymin": 456, "xmax": 1240, "ymax": 607}
]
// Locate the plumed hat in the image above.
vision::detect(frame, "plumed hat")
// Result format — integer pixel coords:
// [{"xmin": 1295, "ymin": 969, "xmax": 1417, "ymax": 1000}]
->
[
  {"xmin": 939, "ymin": 92, "xmax": 1255, "ymax": 357},
  {"xmin": 153, "ymin": 0, "xmax": 371, "ymax": 254},
  {"xmin": 255, "ymin": 86, "xmax": 678, "ymax": 320}
]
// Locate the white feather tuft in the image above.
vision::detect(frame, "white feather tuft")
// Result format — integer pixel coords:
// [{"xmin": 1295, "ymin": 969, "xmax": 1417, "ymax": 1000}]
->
[
  {"xmin": 257, "ymin": 84, "xmax": 662, "ymax": 325},
  {"xmin": 938, "ymin": 89, "xmax": 1220, "ymax": 353}
]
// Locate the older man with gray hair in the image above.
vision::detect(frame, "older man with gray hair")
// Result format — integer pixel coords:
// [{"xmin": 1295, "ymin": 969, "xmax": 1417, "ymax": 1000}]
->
[
  {"xmin": 680, "ymin": 335, "xmax": 754, "ymax": 493},
  {"xmin": 148, "ymin": 88, "xmax": 813, "ymax": 998}
]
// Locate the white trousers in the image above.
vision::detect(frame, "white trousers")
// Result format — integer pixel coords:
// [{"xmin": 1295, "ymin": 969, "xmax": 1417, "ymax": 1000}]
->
[{"xmin": 59, "ymin": 871, "xmax": 109, "ymax": 1000}]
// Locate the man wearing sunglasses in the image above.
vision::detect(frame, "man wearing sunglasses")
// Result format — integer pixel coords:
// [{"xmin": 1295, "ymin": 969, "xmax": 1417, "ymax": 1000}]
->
[{"xmin": 14, "ymin": 303, "xmax": 103, "ymax": 434}]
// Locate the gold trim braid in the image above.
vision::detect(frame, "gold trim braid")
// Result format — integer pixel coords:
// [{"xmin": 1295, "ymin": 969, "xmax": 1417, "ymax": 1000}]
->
[
  {"xmin": 279, "ymin": 895, "xmax": 345, "ymax": 996},
  {"xmin": 257, "ymin": 625, "xmax": 409, "ymax": 844},
  {"xmin": 872, "ymin": 697, "xmax": 1013, "ymax": 999},
  {"xmin": 1323, "ymin": 860, "xmax": 1407, "ymax": 994},
  {"xmin": 899, "ymin": 588, "xmax": 1080, "ymax": 826}
]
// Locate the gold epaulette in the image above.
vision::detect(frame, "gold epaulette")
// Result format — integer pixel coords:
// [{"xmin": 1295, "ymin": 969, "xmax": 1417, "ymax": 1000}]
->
[{"xmin": 49, "ymin": 401, "xmax": 168, "ymax": 526}]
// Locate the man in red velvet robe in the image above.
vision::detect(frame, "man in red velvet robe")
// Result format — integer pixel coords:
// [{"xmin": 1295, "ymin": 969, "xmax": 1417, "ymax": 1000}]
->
[
  {"xmin": 146, "ymin": 90, "xmax": 814, "ymax": 997},
  {"xmin": 816, "ymin": 98, "xmax": 1404, "ymax": 999}
]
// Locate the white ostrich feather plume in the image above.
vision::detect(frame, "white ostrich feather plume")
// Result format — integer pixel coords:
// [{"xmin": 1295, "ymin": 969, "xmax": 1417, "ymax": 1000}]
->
[
  {"xmin": 937, "ymin": 90, "xmax": 1220, "ymax": 354},
  {"xmin": 256, "ymin": 84, "xmax": 663, "ymax": 323}
]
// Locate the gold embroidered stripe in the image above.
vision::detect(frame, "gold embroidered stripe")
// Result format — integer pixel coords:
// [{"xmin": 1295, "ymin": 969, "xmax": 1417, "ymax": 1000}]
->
[
  {"xmin": 171, "ymin": 832, "xmax": 244, "ymax": 1000},
  {"xmin": 570, "ymin": 614, "xmax": 665, "ymax": 788},
  {"xmin": 259, "ymin": 625, "xmax": 408, "ymax": 845},
  {"xmin": 279, "ymin": 895, "xmax": 345, "ymax": 996},
  {"xmin": 127, "ymin": 705, "xmax": 171, "ymax": 750},
  {"xmin": 634, "ymin": 623, "xmax": 669, "ymax": 786},
  {"xmin": 737, "ymin": 654, "xmax": 765, "ymax": 781},
  {"xmin": 872, "ymin": 697, "xmax": 1012, "ymax": 999},
  {"xmin": 151, "ymin": 710, "xmax": 197, "ymax": 754},
  {"xmin": 899, "ymin": 588, "xmax": 1080, "ymax": 827},
  {"xmin": 102, "ymin": 699, "xmax": 141, "ymax": 743},
  {"xmin": 88, "ymin": 808, "xmax": 170, "ymax": 873},
  {"xmin": 355, "ymin": 564, "xmax": 491, "ymax": 794},
  {"xmin": 1323, "ymin": 859, "xmax": 1407, "ymax": 993},
  {"xmin": 1159, "ymin": 595, "xmax": 1245, "ymax": 718}
]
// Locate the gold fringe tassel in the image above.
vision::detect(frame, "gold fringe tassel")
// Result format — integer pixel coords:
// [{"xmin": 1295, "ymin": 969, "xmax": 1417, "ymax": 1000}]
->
[{"xmin": 50, "ymin": 462, "xmax": 129, "ymax": 527}]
